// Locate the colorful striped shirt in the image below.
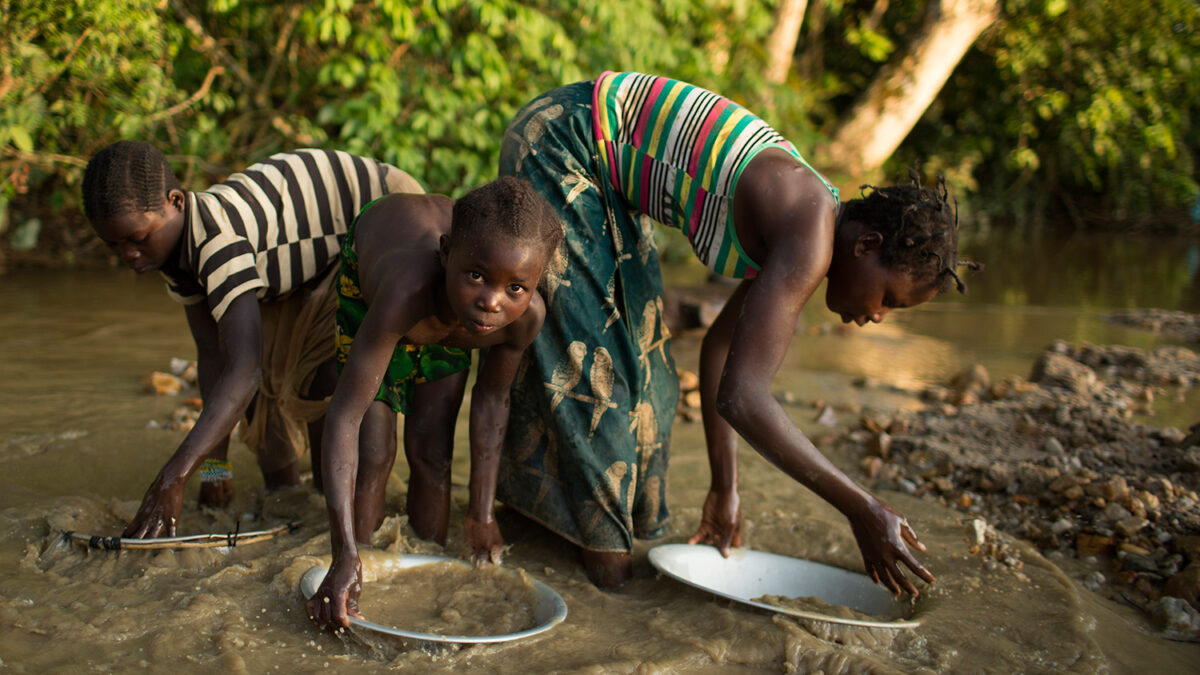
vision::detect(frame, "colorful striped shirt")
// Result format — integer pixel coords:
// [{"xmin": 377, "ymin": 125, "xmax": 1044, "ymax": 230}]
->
[
  {"xmin": 592, "ymin": 71, "xmax": 839, "ymax": 279},
  {"xmin": 161, "ymin": 149, "xmax": 412, "ymax": 322}
]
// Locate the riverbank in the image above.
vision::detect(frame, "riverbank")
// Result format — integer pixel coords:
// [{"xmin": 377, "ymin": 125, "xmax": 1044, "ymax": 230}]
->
[{"xmin": 799, "ymin": 335, "xmax": 1200, "ymax": 640}]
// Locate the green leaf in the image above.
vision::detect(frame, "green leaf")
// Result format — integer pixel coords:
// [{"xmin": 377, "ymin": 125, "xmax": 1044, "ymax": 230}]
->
[
  {"xmin": 9, "ymin": 126, "xmax": 34, "ymax": 153},
  {"xmin": 9, "ymin": 218, "xmax": 41, "ymax": 252}
]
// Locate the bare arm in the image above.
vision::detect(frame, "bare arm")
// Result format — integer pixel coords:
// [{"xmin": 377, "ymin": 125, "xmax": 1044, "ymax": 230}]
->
[
  {"xmin": 123, "ymin": 294, "xmax": 262, "ymax": 538},
  {"xmin": 465, "ymin": 300, "xmax": 544, "ymax": 564},
  {"xmin": 464, "ymin": 343, "xmax": 525, "ymax": 565},
  {"xmin": 309, "ymin": 309, "xmax": 402, "ymax": 623},
  {"xmin": 687, "ymin": 281, "xmax": 750, "ymax": 554},
  {"xmin": 703, "ymin": 154, "xmax": 933, "ymax": 595},
  {"xmin": 307, "ymin": 284, "xmax": 419, "ymax": 629}
]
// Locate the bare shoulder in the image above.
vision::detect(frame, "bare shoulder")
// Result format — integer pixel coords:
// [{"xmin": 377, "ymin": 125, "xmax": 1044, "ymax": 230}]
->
[
  {"xmin": 737, "ymin": 150, "xmax": 836, "ymax": 230},
  {"xmin": 356, "ymin": 193, "xmax": 453, "ymax": 242},
  {"xmin": 734, "ymin": 149, "xmax": 836, "ymax": 267},
  {"xmin": 502, "ymin": 291, "xmax": 547, "ymax": 350},
  {"xmin": 353, "ymin": 198, "xmax": 450, "ymax": 316}
]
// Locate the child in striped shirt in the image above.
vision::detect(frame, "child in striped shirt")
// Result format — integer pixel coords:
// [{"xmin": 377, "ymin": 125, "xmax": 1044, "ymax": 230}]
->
[{"xmin": 82, "ymin": 141, "xmax": 421, "ymax": 539}]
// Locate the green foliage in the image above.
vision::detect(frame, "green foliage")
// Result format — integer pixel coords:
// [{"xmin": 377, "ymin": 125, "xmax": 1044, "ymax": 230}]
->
[
  {"xmin": 900, "ymin": 0, "xmax": 1199, "ymax": 227},
  {"xmin": 3, "ymin": 0, "xmax": 1196, "ymax": 263},
  {"xmin": 1, "ymin": 0, "xmax": 185, "ymax": 249}
]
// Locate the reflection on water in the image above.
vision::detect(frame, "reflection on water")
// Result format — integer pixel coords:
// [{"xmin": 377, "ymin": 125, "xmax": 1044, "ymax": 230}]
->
[{"xmin": 2, "ymin": 230, "xmax": 1198, "ymax": 671}]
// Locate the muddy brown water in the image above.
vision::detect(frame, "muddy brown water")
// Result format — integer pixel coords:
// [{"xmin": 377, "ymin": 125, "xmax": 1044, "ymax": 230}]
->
[{"xmin": 2, "ymin": 232, "xmax": 1199, "ymax": 672}]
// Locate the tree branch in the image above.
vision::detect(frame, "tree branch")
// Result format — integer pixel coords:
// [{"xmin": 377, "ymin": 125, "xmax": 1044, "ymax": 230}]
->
[
  {"xmin": 169, "ymin": 0, "xmax": 258, "ymax": 92},
  {"xmin": 259, "ymin": 4, "xmax": 303, "ymax": 105},
  {"xmin": 146, "ymin": 66, "xmax": 223, "ymax": 122},
  {"xmin": 1, "ymin": 148, "xmax": 88, "ymax": 168}
]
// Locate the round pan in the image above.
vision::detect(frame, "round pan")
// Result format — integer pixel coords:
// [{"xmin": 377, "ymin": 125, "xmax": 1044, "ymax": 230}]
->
[
  {"xmin": 299, "ymin": 554, "xmax": 568, "ymax": 643},
  {"xmin": 649, "ymin": 544, "xmax": 919, "ymax": 629}
]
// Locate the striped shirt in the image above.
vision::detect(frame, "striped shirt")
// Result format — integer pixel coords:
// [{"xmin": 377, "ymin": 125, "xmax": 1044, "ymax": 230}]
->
[
  {"xmin": 161, "ymin": 149, "xmax": 408, "ymax": 322},
  {"xmin": 592, "ymin": 71, "xmax": 839, "ymax": 279}
]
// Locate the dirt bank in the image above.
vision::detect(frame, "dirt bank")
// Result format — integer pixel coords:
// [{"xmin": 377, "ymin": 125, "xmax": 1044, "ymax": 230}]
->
[{"xmin": 822, "ymin": 337, "xmax": 1200, "ymax": 640}]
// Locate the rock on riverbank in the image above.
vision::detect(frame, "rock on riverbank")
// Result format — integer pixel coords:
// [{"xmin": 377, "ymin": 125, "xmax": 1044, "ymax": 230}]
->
[{"xmin": 837, "ymin": 339, "xmax": 1200, "ymax": 639}]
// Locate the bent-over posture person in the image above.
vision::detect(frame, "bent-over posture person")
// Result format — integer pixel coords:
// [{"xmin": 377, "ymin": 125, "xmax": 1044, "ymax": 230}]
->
[
  {"xmin": 305, "ymin": 177, "xmax": 563, "ymax": 629},
  {"xmin": 82, "ymin": 142, "xmax": 421, "ymax": 537},
  {"xmin": 498, "ymin": 71, "xmax": 977, "ymax": 592}
]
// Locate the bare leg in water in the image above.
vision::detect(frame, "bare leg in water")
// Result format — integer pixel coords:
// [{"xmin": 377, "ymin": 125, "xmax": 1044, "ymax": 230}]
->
[
  {"xmin": 403, "ymin": 371, "xmax": 468, "ymax": 544},
  {"xmin": 304, "ymin": 359, "xmax": 339, "ymax": 494},
  {"xmin": 581, "ymin": 548, "xmax": 634, "ymax": 591},
  {"xmin": 352, "ymin": 400, "xmax": 398, "ymax": 542}
]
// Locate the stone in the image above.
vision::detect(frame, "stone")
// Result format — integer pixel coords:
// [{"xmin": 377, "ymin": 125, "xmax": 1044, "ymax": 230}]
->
[
  {"xmin": 814, "ymin": 405, "xmax": 838, "ymax": 427},
  {"xmin": 1145, "ymin": 597, "xmax": 1200, "ymax": 638},
  {"xmin": 1137, "ymin": 490, "xmax": 1160, "ymax": 510},
  {"xmin": 1119, "ymin": 542, "xmax": 1152, "ymax": 557},
  {"xmin": 1174, "ymin": 535, "xmax": 1200, "ymax": 564},
  {"xmin": 868, "ymin": 432, "xmax": 892, "ymax": 459},
  {"xmin": 1101, "ymin": 501, "xmax": 1132, "ymax": 523},
  {"xmin": 1101, "ymin": 476, "xmax": 1130, "ymax": 501},
  {"xmin": 950, "ymin": 363, "xmax": 991, "ymax": 394},
  {"xmin": 1163, "ymin": 563, "xmax": 1200, "ymax": 612},
  {"xmin": 1043, "ymin": 437, "xmax": 1065, "ymax": 455},
  {"xmin": 143, "ymin": 371, "xmax": 183, "ymax": 395},
  {"xmin": 1049, "ymin": 475, "xmax": 1078, "ymax": 493},
  {"xmin": 1160, "ymin": 553, "xmax": 1185, "ymax": 578},
  {"xmin": 1029, "ymin": 352, "xmax": 1097, "ymax": 394},
  {"xmin": 677, "ymin": 370, "xmax": 699, "ymax": 391},
  {"xmin": 1051, "ymin": 518, "xmax": 1076, "ymax": 535},
  {"xmin": 861, "ymin": 456, "xmax": 884, "ymax": 479},
  {"xmin": 1180, "ymin": 447, "xmax": 1200, "ymax": 472},
  {"xmin": 1115, "ymin": 516, "xmax": 1149, "ymax": 538},
  {"xmin": 966, "ymin": 518, "xmax": 988, "ymax": 547},
  {"xmin": 1119, "ymin": 551, "xmax": 1160, "ymax": 575},
  {"xmin": 1076, "ymin": 533, "xmax": 1116, "ymax": 557}
]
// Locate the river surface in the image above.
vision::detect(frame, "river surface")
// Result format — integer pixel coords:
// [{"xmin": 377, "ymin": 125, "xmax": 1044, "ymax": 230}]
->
[{"xmin": 1, "ymin": 231, "xmax": 1198, "ymax": 672}]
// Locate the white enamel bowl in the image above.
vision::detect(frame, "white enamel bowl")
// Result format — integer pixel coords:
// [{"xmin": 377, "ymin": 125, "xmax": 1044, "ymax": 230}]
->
[
  {"xmin": 648, "ymin": 544, "xmax": 919, "ymax": 629},
  {"xmin": 300, "ymin": 554, "xmax": 568, "ymax": 643}
]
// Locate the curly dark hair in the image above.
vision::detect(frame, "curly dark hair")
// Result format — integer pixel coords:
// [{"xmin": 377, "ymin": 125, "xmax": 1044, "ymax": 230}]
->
[
  {"xmin": 81, "ymin": 141, "xmax": 182, "ymax": 221},
  {"xmin": 449, "ymin": 176, "xmax": 563, "ymax": 261},
  {"xmin": 838, "ymin": 171, "xmax": 982, "ymax": 294}
]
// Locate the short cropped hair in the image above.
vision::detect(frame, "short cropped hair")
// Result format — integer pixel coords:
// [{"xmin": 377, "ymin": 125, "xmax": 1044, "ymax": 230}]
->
[
  {"xmin": 82, "ymin": 141, "xmax": 181, "ymax": 221},
  {"xmin": 449, "ymin": 176, "xmax": 563, "ymax": 261}
]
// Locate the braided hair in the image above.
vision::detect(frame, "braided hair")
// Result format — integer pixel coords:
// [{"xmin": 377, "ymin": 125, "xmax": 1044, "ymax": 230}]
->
[
  {"xmin": 450, "ymin": 176, "xmax": 563, "ymax": 262},
  {"xmin": 837, "ymin": 170, "xmax": 982, "ymax": 294},
  {"xmin": 82, "ymin": 141, "xmax": 182, "ymax": 221}
]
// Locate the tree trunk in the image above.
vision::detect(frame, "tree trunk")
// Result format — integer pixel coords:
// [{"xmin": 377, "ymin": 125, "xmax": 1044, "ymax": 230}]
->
[
  {"xmin": 764, "ymin": 0, "xmax": 809, "ymax": 84},
  {"xmin": 823, "ymin": 0, "xmax": 999, "ymax": 176},
  {"xmin": 797, "ymin": 0, "xmax": 827, "ymax": 80}
]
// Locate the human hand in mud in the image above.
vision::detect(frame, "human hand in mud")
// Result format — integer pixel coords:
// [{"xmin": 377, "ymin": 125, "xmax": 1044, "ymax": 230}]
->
[
  {"xmin": 688, "ymin": 488, "xmax": 743, "ymax": 556},
  {"xmin": 465, "ymin": 514, "xmax": 504, "ymax": 567},
  {"xmin": 306, "ymin": 554, "xmax": 363, "ymax": 630},
  {"xmin": 849, "ymin": 497, "xmax": 935, "ymax": 597},
  {"xmin": 122, "ymin": 479, "xmax": 184, "ymax": 538}
]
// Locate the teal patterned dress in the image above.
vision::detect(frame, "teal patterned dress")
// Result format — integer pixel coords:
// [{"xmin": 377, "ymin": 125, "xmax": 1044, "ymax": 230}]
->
[{"xmin": 497, "ymin": 80, "xmax": 678, "ymax": 553}]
